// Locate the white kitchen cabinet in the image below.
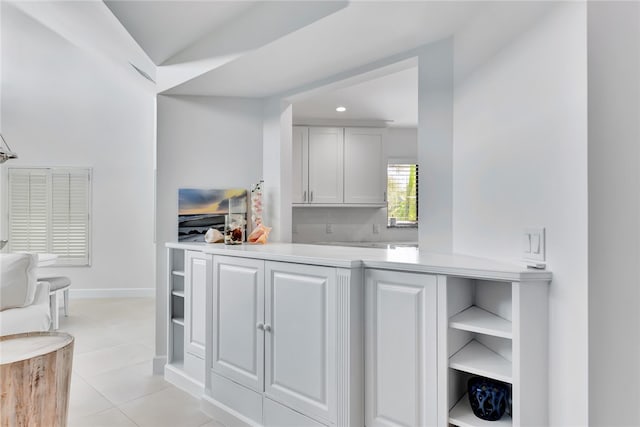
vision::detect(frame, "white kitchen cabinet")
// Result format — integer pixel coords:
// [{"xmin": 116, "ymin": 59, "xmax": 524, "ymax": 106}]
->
[
  {"xmin": 308, "ymin": 127, "xmax": 344, "ymax": 204},
  {"xmin": 205, "ymin": 254, "xmax": 363, "ymax": 427},
  {"xmin": 344, "ymin": 127, "xmax": 386, "ymax": 204},
  {"xmin": 265, "ymin": 261, "xmax": 336, "ymax": 423},
  {"xmin": 162, "ymin": 243, "xmax": 550, "ymax": 427},
  {"xmin": 293, "ymin": 126, "xmax": 387, "ymax": 207},
  {"xmin": 211, "ymin": 256, "xmax": 264, "ymax": 392},
  {"xmin": 365, "ymin": 269, "xmax": 438, "ymax": 427},
  {"xmin": 292, "ymin": 126, "xmax": 309, "ymax": 204}
]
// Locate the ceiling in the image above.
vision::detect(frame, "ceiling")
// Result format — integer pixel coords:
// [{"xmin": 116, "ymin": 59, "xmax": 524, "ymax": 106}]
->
[
  {"xmin": 104, "ymin": 1, "xmax": 256, "ymax": 65},
  {"xmin": 292, "ymin": 66, "xmax": 418, "ymax": 128},
  {"xmin": 162, "ymin": 1, "xmax": 482, "ymax": 97},
  {"xmin": 13, "ymin": 0, "xmax": 556, "ymax": 122}
]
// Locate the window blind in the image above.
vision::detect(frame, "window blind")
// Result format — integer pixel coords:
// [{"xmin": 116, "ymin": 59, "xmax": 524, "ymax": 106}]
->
[
  {"xmin": 387, "ymin": 164, "xmax": 418, "ymax": 226},
  {"xmin": 8, "ymin": 168, "xmax": 91, "ymax": 266}
]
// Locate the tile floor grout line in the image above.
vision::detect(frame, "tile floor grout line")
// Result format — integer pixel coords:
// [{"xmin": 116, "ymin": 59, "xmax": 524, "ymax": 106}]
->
[{"xmin": 61, "ymin": 298, "xmax": 214, "ymax": 427}]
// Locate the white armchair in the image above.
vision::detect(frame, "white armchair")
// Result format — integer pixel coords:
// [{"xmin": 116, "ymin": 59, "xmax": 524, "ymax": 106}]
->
[{"xmin": 0, "ymin": 253, "xmax": 52, "ymax": 335}]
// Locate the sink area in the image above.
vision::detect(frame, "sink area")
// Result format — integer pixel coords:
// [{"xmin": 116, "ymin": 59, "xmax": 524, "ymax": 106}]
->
[{"xmin": 312, "ymin": 241, "xmax": 418, "ymax": 249}]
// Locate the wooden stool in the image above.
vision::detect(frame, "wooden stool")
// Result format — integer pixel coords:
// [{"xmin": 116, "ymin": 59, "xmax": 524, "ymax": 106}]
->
[
  {"xmin": 0, "ymin": 332, "xmax": 74, "ymax": 426},
  {"xmin": 39, "ymin": 276, "xmax": 71, "ymax": 330}
]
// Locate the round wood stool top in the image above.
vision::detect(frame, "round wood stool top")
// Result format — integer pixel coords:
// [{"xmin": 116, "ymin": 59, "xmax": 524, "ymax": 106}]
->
[
  {"xmin": 0, "ymin": 332, "xmax": 73, "ymax": 364},
  {"xmin": 0, "ymin": 332, "xmax": 74, "ymax": 427}
]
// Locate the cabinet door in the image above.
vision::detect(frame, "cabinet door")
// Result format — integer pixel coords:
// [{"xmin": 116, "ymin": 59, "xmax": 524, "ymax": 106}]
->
[
  {"xmin": 264, "ymin": 262, "xmax": 336, "ymax": 424},
  {"xmin": 344, "ymin": 128, "xmax": 386, "ymax": 204},
  {"xmin": 212, "ymin": 256, "xmax": 264, "ymax": 393},
  {"xmin": 184, "ymin": 251, "xmax": 211, "ymax": 359},
  {"xmin": 292, "ymin": 126, "xmax": 309, "ymax": 204},
  {"xmin": 308, "ymin": 127, "xmax": 344, "ymax": 204},
  {"xmin": 365, "ymin": 269, "xmax": 437, "ymax": 427}
]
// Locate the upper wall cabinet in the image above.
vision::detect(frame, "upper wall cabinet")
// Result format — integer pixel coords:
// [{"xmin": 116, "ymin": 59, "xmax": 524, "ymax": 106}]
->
[
  {"xmin": 292, "ymin": 126, "xmax": 309, "ymax": 204},
  {"xmin": 309, "ymin": 127, "xmax": 344, "ymax": 204},
  {"xmin": 344, "ymin": 128, "xmax": 385, "ymax": 204},
  {"xmin": 293, "ymin": 126, "xmax": 386, "ymax": 206}
]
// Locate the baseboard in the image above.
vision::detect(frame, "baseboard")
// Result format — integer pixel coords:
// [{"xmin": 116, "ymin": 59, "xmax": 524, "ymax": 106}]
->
[
  {"xmin": 201, "ymin": 394, "xmax": 260, "ymax": 427},
  {"xmin": 69, "ymin": 288, "xmax": 155, "ymax": 299},
  {"xmin": 165, "ymin": 364, "xmax": 204, "ymax": 399},
  {"xmin": 153, "ymin": 356, "xmax": 167, "ymax": 375}
]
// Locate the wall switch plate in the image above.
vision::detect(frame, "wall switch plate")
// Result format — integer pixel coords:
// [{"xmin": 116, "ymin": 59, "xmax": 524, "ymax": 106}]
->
[
  {"xmin": 373, "ymin": 224, "xmax": 380, "ymax": 234},
  {"xmin": 523, "ymin": 227, "xmax": 545, "ymax": 261},
  {"xmin": 326, "ymin": 224, "xmax": 333, "ymax": 234}
]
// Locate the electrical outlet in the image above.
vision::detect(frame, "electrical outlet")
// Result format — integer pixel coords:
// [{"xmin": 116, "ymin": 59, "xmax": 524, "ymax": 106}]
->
[
  {"xmin": 326, "ymin": 224, "xmax": 333, "ymax": 234},
  {"xmin": 373, "ymin": 224, "xmax": 380, "ymax": 234},
  {"xmin": 523, "ymin": 227, "xmax": 545, "ymax": 261}
]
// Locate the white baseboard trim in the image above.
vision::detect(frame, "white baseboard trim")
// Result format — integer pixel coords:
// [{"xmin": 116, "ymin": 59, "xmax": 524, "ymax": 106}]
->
[
  {"xmin": 201, "ymin": 394, "xmax": 259, "ymax": 427},
  {"xmin": 165, "ymin": 364, "xmax": 204, "ymax": 399},
  {"xmin": 69, "ymin": 288, "xmax": 155, "ymax": 299},
  {"xmin": 153, "ymin": 356, "xmax": 167, "ymax": 375}
]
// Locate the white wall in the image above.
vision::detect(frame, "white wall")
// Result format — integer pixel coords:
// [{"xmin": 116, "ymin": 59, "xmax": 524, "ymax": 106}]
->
[
  {"xmin": 155, "ymin": 94, "xmax": 263, "ymax": 362},
  {"xmin": 1, "ymin": 3, "xmax": 156, "ymax": 296},
  {"xmin": 262, "ymin": 98, "xmax": 292, "ymax": 242},
  {"xmin": 587, "ymin": 2, "xmax": 640, "ymax": 425},
  {"xmin": 452, "ymin": 3, "xmax": 588, "ymax": 425},
  {"xmin": 292, "ymin": 127, "xmax": 418, "ymax": 243},
  {"xmin": 418, "ymin": 38, "xmax": 454, "ymax": 252}
]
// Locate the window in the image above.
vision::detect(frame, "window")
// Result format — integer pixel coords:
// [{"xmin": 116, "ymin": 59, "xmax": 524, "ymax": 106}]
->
[
  {"xmin": 8, "ymin": 168, "xmax": 91, "ymax": 266},
  {"xmin": 387, "ymin": 163, "xmax": 418, "ymax": 227}
]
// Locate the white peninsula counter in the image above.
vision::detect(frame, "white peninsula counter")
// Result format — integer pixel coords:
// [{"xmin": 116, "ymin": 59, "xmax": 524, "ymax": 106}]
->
[{"xmin": 162, "ymin": 242, "xmax": 551, "ymax": 427}]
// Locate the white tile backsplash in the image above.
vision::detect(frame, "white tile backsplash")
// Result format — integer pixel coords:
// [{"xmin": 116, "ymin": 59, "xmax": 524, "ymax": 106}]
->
[{"xmin": 292, "ymin": 207, "xmax": 417, "ymax": 243}]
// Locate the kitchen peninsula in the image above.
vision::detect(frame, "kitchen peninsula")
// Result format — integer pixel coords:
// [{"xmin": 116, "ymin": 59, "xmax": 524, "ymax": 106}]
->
[{"xmin": 162, "ymin": 242, "xmax": 551, "ymax": 427}]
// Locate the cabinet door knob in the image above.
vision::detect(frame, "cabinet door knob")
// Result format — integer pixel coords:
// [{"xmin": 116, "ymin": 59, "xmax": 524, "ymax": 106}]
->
[
  {"xmin": 264, "ymin": 324, "xmax": 272, "ymax": 332},
  {"xmin": 257, "ymin": 323, "xmax": 264, "ymax": 330},
  {"xmin": 303, "ymin": 190, "xmax": 307, "ymax": 202},
  {"xmin": 310, "ymin": 191, "xmax": 313, "ymax": 202}
]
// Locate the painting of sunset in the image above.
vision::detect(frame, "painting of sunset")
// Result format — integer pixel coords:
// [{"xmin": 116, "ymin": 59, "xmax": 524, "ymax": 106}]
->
[{"xmin": 178, "ymin": 188, "xmax": 247, "ymax": 242}]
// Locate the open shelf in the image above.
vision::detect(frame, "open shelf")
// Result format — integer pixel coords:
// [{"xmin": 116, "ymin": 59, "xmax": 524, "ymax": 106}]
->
[
  {"xmin": 450, "ymin": 340, "xmax": 512, "ymax": 383},
  {"xmin": 450, "ymin": 306, "xmax": 512, "ymax": 339},
  {"xmin": 449, "ymin": 394, "xmax": 511, "ymax": 427},
  {"xmin": 172, "ymin": 290, "xmax": 185, "ymax": 298},
  {"xmin": 172, "ymin": 317, "xmax": 185, "ymax": 326},
  {"xmin": 172, "ymin": 270, "xmax": 185, "ymax": 277}
]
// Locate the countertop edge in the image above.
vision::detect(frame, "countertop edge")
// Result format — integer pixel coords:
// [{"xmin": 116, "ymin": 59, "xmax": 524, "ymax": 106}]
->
[{"xmin": 165, "ymin": 242, "xmax": 552, "ymax": 282}]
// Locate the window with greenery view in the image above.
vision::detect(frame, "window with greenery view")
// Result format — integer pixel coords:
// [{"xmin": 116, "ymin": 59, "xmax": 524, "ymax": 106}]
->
[{"xmin": 387, "ymin": 163, "xmax": 418, "ymax": 227}]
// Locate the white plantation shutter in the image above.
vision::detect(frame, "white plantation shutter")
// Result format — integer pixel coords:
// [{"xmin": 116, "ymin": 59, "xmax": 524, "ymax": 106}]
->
[
  {"xmin": 8, "ymin": 168, "xmax": 91, "ymax": 266},
  {"xmin": 8, "ymin": 169, "xmax": 49, "ymax": 253},
  {"xmin": 51, "ymin": 170, "xmax": 90, "ymax": 265}
]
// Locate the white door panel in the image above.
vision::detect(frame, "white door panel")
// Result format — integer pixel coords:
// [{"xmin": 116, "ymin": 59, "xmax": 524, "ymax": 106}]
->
[
  {"xmin": 365, "ymin": 269, "xmax": 437, "ymax": 427},
  {"xmin": 185, "ymin": 251, "xmax": 210, "ymax": 359},
  {"xmin": 212, "ymin": 256, "xmax": 264, "ymax": 392},
  {"xmin": 344, "ymin": 128, "xmax": 385, "ymax": 204},
  {"xmin": 265, "ymin": 262, "xmax": 336, "ymax": 424},
  {"xmin": 308, "ymin": 127, "xmax": 343, "ymax": 204},
  {"xmin": 292, "ymin": 126, "xmax": 309, "ymax": 204}
]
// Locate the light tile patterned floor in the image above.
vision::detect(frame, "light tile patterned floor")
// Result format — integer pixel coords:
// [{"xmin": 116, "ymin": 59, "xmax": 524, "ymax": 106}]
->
[{"xmin": 59, "ymin": 298, "xmax": 220, "ymax": 427}]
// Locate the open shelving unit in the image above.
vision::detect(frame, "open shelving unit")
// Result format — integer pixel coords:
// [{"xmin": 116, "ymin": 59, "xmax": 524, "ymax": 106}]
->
[
  {"xmin": 439, "ymin": 275, "xmax": 548, "ymax": 427},
  {"xmin": 167, "ymin": 247, "xmax": 185, "ymax": 368},
  {"xmin": 444, "ymin": 278, "xmax": 513, "ymax": 427}
]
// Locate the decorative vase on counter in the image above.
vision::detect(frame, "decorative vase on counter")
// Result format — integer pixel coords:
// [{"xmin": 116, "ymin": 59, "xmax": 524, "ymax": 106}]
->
[
  {"xmin": 467, "ymin": 376, "xmax": 509, "ymax": 421},
  {"xmin": 224, "ymin": 214, "xmax": 244, "ymax": 245},
  {"xmin": 251, "ymin": 180, "xmax": 264, "ymax": 229}
]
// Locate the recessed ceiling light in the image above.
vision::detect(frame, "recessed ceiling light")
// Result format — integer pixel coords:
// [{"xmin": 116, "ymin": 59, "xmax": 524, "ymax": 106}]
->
[{"xmin": 336, "ymin": 106, "xmax": 346, "ymax": 112}]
